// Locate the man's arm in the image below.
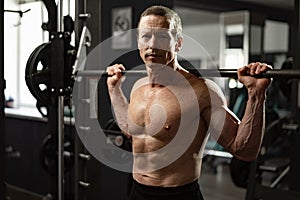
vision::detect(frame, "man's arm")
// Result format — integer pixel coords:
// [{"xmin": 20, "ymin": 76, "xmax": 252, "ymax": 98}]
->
[
  {"xmin": 106, "ymin": 64, "xmax": 129, "ymax": 135},
  {"xmin": 206, "ymin": 62, "xmax": 272, "ymax": 162},
  {"xmin": 217, "ymin": 88, "xmax": 266, "ymax": 161}
]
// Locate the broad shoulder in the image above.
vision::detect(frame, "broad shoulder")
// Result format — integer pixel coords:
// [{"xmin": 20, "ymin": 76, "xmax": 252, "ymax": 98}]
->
[
  {"xmin": 202, "ymin": 78, "xmax": 227, "ymax": 106},
  {"xmin": 186, "ymin": 74, "xmax": 227, "ymax": 106}
]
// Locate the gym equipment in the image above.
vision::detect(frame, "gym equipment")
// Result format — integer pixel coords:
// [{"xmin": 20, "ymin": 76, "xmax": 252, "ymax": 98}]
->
[
  {"xmin": 24, "ymin": 0, "xmax": 77, "ymax": 199},
  {"xmin": 26, "ymin": 62, "xmax": 300, "ymax": 118},
  {"xmin": 77, "ymin": 68, "xmax": 300, "ymax": 79},
  {"xmin": 23, "ymin": 1, "xmax": 300, "ymax": 200},
  {"xmin": 25, "ymin": 41, "xmax": 75, "ymax": 117},
  {"xmin": 40, "ymin": 134, "xmax": 73, "ymax": 175},
  {"xmin": 246, "ymin": 118, "xmax": 299, "ymax": 199},
  {"xmin": 23, "ymin": 0, "xmax": 95, "ymax": 198}
]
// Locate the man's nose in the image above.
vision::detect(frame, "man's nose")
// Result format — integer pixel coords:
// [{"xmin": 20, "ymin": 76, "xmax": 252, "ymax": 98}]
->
[{"xmin": 148, "ymin": 35, "xmax": 159, "ymax": 49}]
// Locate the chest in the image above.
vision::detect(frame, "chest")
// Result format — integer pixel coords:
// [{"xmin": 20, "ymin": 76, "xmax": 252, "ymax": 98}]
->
[
  {"xmin": 128, "ymin": 85, "xmax": 198, "ymax": 133},
  {"xmin": 130, "ymin": 86, "xmax": 172, "ymax": 121}
]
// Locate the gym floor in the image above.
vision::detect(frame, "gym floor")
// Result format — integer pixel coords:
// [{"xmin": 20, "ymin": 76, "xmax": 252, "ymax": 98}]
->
[
  {"xmin": 6, "ymin": 159, "xmax": 247, "ymax": 200},
  {"xmin": 200, "ymin": 158, "xmax": 246, "ymax": 200}
]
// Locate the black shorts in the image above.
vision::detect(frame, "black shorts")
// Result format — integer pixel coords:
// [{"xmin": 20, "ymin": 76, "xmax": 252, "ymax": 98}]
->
[{"xmin": 129, "ymin": 179, "xmax": 204, "ymax": 200}]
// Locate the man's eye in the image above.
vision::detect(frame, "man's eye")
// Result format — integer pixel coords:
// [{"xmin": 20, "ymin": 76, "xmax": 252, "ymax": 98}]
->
[
  {"xmin": 157, "ymin": 34, "xmax": 169, "ymax": 39},
  {"xmin": 141, "ymin": 34, "xmax": 151, "ymax": 39}
]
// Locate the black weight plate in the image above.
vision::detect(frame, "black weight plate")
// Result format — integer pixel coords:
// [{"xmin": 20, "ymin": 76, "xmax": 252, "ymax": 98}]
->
[{"xmin": 25, "ymin": 43, "xmax": 51, "ymax": 106}]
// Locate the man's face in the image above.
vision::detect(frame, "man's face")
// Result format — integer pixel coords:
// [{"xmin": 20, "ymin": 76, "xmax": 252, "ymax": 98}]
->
[{"xmin": 137, "ymin": 15, "xmax": 181, "ymax": 68}]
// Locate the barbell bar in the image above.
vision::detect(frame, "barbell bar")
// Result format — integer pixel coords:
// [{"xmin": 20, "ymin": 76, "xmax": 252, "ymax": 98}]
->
[{"xmin": 76, "ymin": 69, "xmax": 300, "ymax": 79}]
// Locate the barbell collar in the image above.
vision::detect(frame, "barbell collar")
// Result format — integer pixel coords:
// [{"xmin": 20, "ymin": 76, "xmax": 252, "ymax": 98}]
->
[{"xmin": 76, "ymin": 69, "xmax": 300, "ymax": 79}]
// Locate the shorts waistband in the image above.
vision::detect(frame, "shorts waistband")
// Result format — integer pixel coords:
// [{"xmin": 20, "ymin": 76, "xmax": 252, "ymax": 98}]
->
[{"xmin": 132, "ymin": 179, "xmax": 199, "ymax": 194}]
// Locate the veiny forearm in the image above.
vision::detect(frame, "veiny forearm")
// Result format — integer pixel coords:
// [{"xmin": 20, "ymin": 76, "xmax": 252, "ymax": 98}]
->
[{"xmin": 231, "ymin": 89, "xmax": 266, "ymax": 161}]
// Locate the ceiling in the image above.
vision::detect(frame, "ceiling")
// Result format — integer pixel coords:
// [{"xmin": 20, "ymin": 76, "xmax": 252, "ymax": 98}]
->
[
  {"xmin": 18, "ymin": 0, "xmax": 295, "ymax": 10},
  {"xmin": 17, "ymin": 0, "xmax": 295, "ymax": 25},
  {"xmin": 18, "ymin": 0, "xmax": 295, "ymax": 13},
  {"xmin": 175, "ymin": 0, "xmax": 295, "ymax": 26},
  {"xmin": 235, "ymin": 0, "xmax": 294, "ymax": 10}
]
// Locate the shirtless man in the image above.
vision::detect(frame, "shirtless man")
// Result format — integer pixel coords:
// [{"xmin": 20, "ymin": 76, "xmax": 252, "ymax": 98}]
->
[{"xmin": 106, "ymin": 5, "xmax": 272, "ymax": 200}]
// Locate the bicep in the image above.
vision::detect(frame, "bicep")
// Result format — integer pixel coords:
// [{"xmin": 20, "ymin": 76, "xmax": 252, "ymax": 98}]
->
[
  {"xmin": 200, "ymin": 79, "xmax": 240, "ymax": 151},
  {"xmin": 213, "ymin": 107, "xmax": 240, "ymax": 150},
  {"xmin": 202, "ymin": 104, "xmax": 240, "ymax": 145}
]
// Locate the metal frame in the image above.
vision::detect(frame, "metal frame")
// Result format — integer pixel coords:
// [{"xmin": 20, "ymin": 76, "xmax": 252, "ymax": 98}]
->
[
  {"xmin": 73, "ymin": 1, "xmax": 91, "ymax": 199},
  {"xmin": 35, "ymin": 1, "xmax": 71, "ymax": 199},
  {"xmin": 0, "ymin": 0, "xmax": 6, "ymax": 199},
  {"xmin": 56, "ymin": 2, "xmax": 65, "ymax": 200}
]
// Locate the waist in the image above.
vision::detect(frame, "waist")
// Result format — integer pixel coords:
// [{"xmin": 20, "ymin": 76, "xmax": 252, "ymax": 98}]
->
[{"xmin": 132, "ymin": 179, "xmax": 199, "ymax": 194}]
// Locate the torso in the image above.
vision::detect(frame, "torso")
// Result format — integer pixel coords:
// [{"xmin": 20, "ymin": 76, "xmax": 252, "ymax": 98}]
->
[{"xmin": 127, "ymin": 70, "xmax": 211, "ymax": 187}]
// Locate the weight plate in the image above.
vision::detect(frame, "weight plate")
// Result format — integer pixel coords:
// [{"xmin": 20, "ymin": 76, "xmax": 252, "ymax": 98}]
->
[{"xmin": 25, "ymin": 43, "xmax": 51, "ymax": 106}]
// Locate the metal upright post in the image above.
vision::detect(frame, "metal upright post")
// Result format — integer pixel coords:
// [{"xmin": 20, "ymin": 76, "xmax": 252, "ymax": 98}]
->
[
  {"xmin": 0, "ymin": 0, "xmax": 6, "ymax": 198},
  {"xmin": 57, "ymin": 0, "xmax": 65, "ymax": 199},
  {"xmin": 58, "ymin": 95, "xmax": 64, "ymax": 200},
  {"xmin": 290, "ymin": 0, "xmax": 300, "ymax": 191},
  {"xmin": 74, "ymin": 0, "xmax": 86, "ymax": 199}
]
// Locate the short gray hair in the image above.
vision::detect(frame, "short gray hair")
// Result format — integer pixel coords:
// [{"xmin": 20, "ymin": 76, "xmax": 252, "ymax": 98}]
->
[{"xmin": 138, "ymin": 5, "xmax": 183, "ymax": 40}]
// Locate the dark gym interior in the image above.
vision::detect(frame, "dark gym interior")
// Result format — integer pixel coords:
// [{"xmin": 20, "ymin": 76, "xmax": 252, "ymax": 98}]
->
[{"xmin": 1, "ymin": 0, "xmax": 300, "ymax": 199}]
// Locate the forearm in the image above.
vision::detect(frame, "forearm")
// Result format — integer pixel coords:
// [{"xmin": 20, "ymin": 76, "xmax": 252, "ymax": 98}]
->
[
  {"xmin": 108, "ymin": 86, "xmax": 129, "ymax": 134},
  {"xmin": 213, "ymin": 62, "xmax": 271, "ymax": 161},
  {"xmin": 231, "ymin": 89, "xmax": 266, "ymax": 161}
]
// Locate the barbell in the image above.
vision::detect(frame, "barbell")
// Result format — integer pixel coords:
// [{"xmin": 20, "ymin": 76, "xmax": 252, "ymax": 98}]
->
[
  {"xmin": 76, "ymin": 68, "xmax": 300, "ymax": 79},
  {"xmin": 25, "ymin": 40, "xmax": 300, "ymax": 117}
]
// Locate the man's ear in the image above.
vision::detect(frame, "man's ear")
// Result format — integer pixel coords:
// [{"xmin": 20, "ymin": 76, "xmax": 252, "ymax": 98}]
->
[{"xmin": 175, "ymin": 37, "xmax": 183, "ymax": 52}]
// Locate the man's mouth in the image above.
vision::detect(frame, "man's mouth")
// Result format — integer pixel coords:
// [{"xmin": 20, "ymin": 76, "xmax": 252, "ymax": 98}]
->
[{"xmin": 146, "ymin": 53, "xmax": 160, "ymax": 58}]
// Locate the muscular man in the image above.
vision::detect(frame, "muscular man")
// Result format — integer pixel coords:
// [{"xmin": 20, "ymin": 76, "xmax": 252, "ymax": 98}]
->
[{"xmin": 106, "ymin": 5, "xmax": 272, "ymax": 200}]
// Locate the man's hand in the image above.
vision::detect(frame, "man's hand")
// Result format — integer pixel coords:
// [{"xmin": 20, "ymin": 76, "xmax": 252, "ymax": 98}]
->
[
  {"xmin": 106, "ymin": 64, "xmax": 126, "ymax": 89},
  {"xmin": 238, "ymin": 62, "xmax": 272, "ymax": 92}
]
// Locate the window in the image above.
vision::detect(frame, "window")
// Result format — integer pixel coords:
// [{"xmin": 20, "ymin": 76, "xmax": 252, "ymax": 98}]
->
[
  {"xmin": 5, "ymin": 0, "xmax": 47, "ymax": 108},
  {"xmin": 5, "ymin": 0, "xmax": 75, "ymax": 110}
]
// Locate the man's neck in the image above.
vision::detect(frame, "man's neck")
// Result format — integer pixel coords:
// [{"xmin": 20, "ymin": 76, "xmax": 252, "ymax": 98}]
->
[{"xmin": 146, "ymin": 61, "xmax": 188, "ymax": 85}]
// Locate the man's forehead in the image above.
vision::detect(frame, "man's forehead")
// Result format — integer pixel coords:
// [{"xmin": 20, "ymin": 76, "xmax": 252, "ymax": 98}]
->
[{"xmin": 138, "ymin": 27, "xmax": 173, "ymax": 33}]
